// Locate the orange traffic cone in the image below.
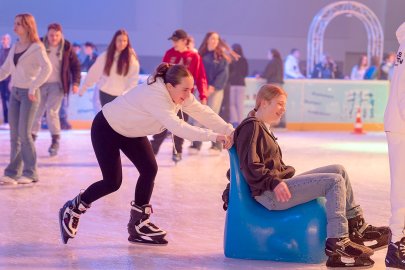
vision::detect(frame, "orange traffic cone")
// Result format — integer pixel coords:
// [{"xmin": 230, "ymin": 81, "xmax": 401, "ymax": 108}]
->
[{"xmin": 352, "ymin": 107, "xmax": 365, "ymax": 134}]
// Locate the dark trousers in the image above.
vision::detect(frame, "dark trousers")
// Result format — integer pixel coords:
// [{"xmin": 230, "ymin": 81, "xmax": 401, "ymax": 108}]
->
[
  {"xmin": 0, "ymin": 79, "xmax": 10, "ymax": 123},
  {"xmin": 99, "ymin": 90, "xmax": 118, "ymax": 107},
  {"xmin": 150, "ymin": 112, "xmax": 189, "ymax": 154},
  {"xmin": 81, "ymin": 112, "xmax": 158, "ymax": 206}
]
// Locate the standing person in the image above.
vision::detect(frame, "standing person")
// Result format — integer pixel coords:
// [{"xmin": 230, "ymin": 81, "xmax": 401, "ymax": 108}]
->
[
  {"xmin": 364, "ymin": 56, "xmax": 381, "ymax": 80},
  {"xmin": 81, "ymin": 42, "xmax": 97, "ymax": 72},
  {"xmin": 234, "ymin": 84, "xmax": 390, "ymax": 268},
  {"xmin": 284, "ymin": 48, "xmax": 304, "ymax": 79},
  {"xmin": 190, "ymin": 31, "xmax": 233, "ymax": 154},
  {"xmin": 261, "ymin": 48, "xmax": 286, "ymax": 127},
  {"xmin": 0, "ymin": 34, "xmax": 12, "ymax": 130},
  {"xmin": 0, "ymin": 13, "xmax": 52, "ymax": 184},
  {"xmin": 380, "ymin": 52, "xmax": 396, "ymax": 80},
  {"xmin": 228, "ymin": 43, "xmax": 248, "ymax": 127},
  {"xmin": 350, "ymin": 55, "xmax": 368, "ymax": 80},
  {"xmin": 58, "ymin": 63, "xmax": 234, "ymax": 245},
  {"xmin": 311, "ymin": 54, "xmax": 338, "ymax": 79},
  {"xmin": 261, "ymin": 49, "xmax": 284, "ymax": 85},
  {"xmin": 79, "ymin": 29, "xmax": 139, "ymax": 106},
  {"xmin": 31, "ymin": 23, "xmax": 81, "ymax": 156},
  {"xmin": 149, "ymin": 29, "xmax": 207, "ymax": 162},
  {"xmin": 384, "ymin": 22, "xmax": 405, "ymax": 270}
]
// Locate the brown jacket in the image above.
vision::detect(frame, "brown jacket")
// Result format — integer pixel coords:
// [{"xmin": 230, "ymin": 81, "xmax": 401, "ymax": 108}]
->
[{"xmin": 234, "ymin": 117, "xmax": 295, "ymax": 196}]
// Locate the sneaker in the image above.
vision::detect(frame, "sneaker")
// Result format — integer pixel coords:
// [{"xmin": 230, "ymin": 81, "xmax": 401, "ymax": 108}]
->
[
  {"xmin": 188, "ymin": 145, "xmax": 200, "ymax": 155},
  {"xmin": 386, "ymin": 237, "xmax": 405, "ymax": 269},
  {"xmin": 17, "ymin": 176, "xmax": 34, "ymax": 184},
  {"xmin": 0, "ymin": 123, "xmax": 10, "ymax": 130},
  {"xmin": 172, "ymin": 153, "xmax": 182, "ymax": 163},
  {"xmin": 208, "ymin": 145, "xmax": 221, "ymax": 156},
  {"xmin": 0, "ymin": 175, "xmax": 17, "ymax": 185}
]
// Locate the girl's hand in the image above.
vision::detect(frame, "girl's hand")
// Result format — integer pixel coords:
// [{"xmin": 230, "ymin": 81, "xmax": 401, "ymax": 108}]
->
[
  {"xmin": 273, "ymin": 182, "xmax": 291, "ymax": 202},
  {"xmin": 28, "ymin": 93, "xmax": 37, "ymax": 102}
]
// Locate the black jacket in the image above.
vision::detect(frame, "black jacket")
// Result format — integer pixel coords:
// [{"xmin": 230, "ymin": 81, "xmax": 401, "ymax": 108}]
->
[{"xmin": 229, "ymin": 57, "xmax": 248, "ymax": 86}]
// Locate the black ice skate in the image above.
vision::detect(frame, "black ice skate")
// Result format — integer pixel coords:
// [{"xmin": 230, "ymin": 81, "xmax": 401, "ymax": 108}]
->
[
  {"xmin": 127, "ymin": 202, "xmax": 168, "ymax": 246},
  {"xmin": 385, "ymin": 237, "xmax": 405, "ymax": 270},
  {"xmin": 348, "ymin": 215, "xmax": 391, "ymax": 250},
  {"xmin": 59, "ymin": 193, "xmax": 90, "ymax": 244},
  {"xmin": 325, "ymin": 237, "xmax": 374, "ymax": 268},
  {"xmin": 49, "ymin": 135, "xmax": 60, "ymax": 156}
]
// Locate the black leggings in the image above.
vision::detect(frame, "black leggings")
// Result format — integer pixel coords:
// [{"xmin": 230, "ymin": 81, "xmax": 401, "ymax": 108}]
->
[{"xmin": 81, "ymin": 111, "xmax": 158, "ymax": 206}]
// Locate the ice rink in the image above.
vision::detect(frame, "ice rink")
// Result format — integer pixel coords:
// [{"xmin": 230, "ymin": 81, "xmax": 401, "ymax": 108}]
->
[{"xmin": 0, "ymin": 130, "xmax": 391, "ymax": 270}]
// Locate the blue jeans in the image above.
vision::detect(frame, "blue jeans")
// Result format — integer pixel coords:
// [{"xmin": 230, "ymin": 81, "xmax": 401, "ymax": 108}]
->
[
  {"xmin": 255, "ymin": 164, "xmax": 363, "ymax": 238},
  {"xmin": 5, "ymin": 87, "xmax": 40, "ymax": 181}
]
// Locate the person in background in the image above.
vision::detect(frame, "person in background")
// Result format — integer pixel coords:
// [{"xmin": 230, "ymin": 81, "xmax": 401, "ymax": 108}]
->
[
  {"xmin": 79, "ymin": 29, "xmax": 139, "ymax": 106},
  {"xmin": 31, "ymin": 23, "xmax": 81, "ymax": 156},
  {"xmin": 261, "ymin": 48, "xmax": 286, "ymax": 127},
  {"xmin": 350, "ymin": 55, "xmax": 368, "ymax": 80},
  {"xmin": 81, "ymin": 42, "xmax": 98, "ymax": 72},
  {"xmin": 384, "ymin": 22, "xmax": 405, "ymax": 270},
  {"xmin": 190, "ymin": 31, "xmax": 235, "ymax": 154},
  {"xmin": 149, "ymin": 29, "xmax": 207, "ymax": 162},
  {"xmin": 364, "ymin": 56, "xmax": 381, "ymax": 80},
  {"xmin": 0, "ymin": 34, "xmax": 12, "ymax": 130},
  {"xmin": 0, "ymin": 13, "xmax": 52, "ymax": 185},
  {"xmin": 228, "ymin": 43, "xmax": 248, "ymax": 128},
  {"xmin": 284, "ymin": 48, "xmax": 304, "ymax": 79},
  {"xmin": 58, "ymin": 63, "xmax": 234, "ymax": 246},
  {"xmin": 380, "ymin": 52, "xmax": 396, "ymax": 80},
  {"xmin": 311, "ymin": 54, "xmax": 338, "ymax": 79}
]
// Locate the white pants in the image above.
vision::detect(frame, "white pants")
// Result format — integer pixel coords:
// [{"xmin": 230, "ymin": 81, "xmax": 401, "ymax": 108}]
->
[
  {"xmin": 386, "ymin": 131, "xmax": 405, "ymax": 242},
  {"xmin": 229, "ymin": 85, "xmax": 245, "ymax": 124}
]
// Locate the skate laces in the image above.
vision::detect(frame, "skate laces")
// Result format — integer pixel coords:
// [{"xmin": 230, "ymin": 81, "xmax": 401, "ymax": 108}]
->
[{"xmin": 338, "ymin": 237, "xmax": 351, "ymax": 248}]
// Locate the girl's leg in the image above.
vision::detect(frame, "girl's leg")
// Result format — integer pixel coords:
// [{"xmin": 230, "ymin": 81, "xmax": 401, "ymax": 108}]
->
[{"xmin": 255, "ymin": 172, "xmax": 347, "ymax": 238}]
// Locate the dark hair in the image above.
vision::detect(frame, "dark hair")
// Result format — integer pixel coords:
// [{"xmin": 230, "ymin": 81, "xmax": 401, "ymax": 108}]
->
[
  {"xmin": 232, "ymin": 43, "xmax": 244, "ymax": 57},
  {"xmin": 84, "ymin": 42, "xmax": 95, "ymax": 48},
  {"xmin": 148, "ymin": 63, "xmax": 192, "ymax": 86},
  {"xmin": 271, "ymin": 49, "xmax": 282, "ymax": 61},
  {"xmin": 104, "ymin": 29, "xmax": 137, "ymax": 77},
  {"xmin": 47, "ymin": 23, "xmax": 62, "ymax": 32},
  {"xmin": 290, "ymin": 48, "xmax": 299, "ymax": 54}
]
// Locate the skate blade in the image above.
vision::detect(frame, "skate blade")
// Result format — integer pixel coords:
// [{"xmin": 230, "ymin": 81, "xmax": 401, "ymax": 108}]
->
[
  {"xmin": 128, "ymin": 240, "xmax": 168, "ymax": 246},
  {"xmin": 327, "ymin": 256, "xmax": 374, "ymax": 269},
  {"xmin": 58, "ymin": 208, "xmax": 69, "ymax": 244}
]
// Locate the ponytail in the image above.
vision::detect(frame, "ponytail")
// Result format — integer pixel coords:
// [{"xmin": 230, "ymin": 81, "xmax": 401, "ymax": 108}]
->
[
  {"xmin": 248, "ymin": 84, "xmax": 287, "ymax": 117},
  {"xmin": 148, "ymin": 62, "xmax": 192, "ymax": 87}
]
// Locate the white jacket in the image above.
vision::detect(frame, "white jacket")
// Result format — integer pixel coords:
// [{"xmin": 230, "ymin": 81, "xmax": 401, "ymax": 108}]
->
[
  {"xmin": 0, "ymin": 43, "xmax": 52, "ymax": 95},
  {"xmin": 102, "ymin": 77, "xmax": 234, "ymax": 140},
  {"xmin": 79, "ymin": 51, "xmax": 139, "ymax": 96},
  {"xmin": 384, "ymin": 22, "xmax": 405, "ymax": 133},
  {"xmin": 284, "ymin": 54, "xmax": 304, "ymax": 79}
]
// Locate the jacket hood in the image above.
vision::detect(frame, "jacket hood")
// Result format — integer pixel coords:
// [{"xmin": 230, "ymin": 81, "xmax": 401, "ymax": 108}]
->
[{"xmin": 396, "ymin": 22, "xmax": 405, "ymax": 44}]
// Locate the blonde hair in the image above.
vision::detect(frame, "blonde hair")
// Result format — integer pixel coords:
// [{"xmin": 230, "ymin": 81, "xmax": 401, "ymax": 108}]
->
[
  {"xmin": 15, "ymin": 13, "xmax": 40, "ymax": 43},
  {"xmin": 248, "ymin": 84, "xmax": 287, "ymax": 117}
]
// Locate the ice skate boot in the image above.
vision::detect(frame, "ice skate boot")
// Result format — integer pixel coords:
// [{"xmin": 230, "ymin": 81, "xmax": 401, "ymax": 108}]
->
[
  {"xmin": 385, "ymin": 237, "xmax": 405, "ymax": 269},
  {"xmin": 325, "ymin": 237, "xmax": 374, "ymax": 268},
  {"xmin": 49, "ymin": 134, "xmax": 60, "ymax": 156},
  {"xmin": 127, "ymin": 202, "xmax": 168, "ymax": 245},
  {"xmin": 59, "ymin": 193, "xmax": 91, "ymax": 244},
  {"xmin": 348, "ymin": 215, "xmax": 391, "ymax": 250}
]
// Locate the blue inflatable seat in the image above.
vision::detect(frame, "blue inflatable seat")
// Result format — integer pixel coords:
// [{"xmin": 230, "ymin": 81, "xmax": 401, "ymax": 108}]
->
[{"xmin": 224, "ymin": 147, "xmax": 327, "ymax": 263}]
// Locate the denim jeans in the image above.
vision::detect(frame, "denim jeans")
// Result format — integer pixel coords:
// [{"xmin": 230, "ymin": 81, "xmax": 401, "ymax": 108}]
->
[
  {"xmin": 32, "ymin": 82, "xmax": 64, "ymax": 136},
  {"xmin": 5, "ymin": 87, "xmax": 40, "ymax": 181},
  {"xmin": 255, "ymin": 164, "xmax": 363, "ymax": 238}
]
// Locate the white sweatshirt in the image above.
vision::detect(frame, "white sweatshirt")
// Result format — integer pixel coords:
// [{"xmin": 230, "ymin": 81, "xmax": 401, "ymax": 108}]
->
[
  {"xmin": 0, "ymin": 43, "xmax": 52, "ymax": 95},
  {"xmin": 384, "ymin": 22, "xmax": 405, "ymax": 133},
  {"xmin": 284, "ymin": 54, "xmax": 304, "ymax": 79},
  {"xmin": 79, "ymin": 51, "xmax": 139, "ymax": 96},
  {"xmin": 102, "ymin": 77, "xmax": 234, "ymax": 140}
]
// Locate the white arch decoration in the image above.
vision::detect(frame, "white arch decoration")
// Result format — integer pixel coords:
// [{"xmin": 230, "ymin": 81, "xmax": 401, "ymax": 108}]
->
[{"xmin": 307, "ymin": 1, "xmax": 384, "ymax": 77}]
